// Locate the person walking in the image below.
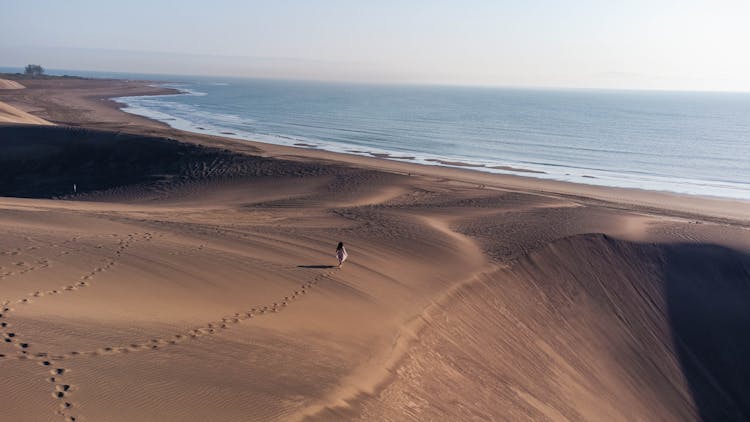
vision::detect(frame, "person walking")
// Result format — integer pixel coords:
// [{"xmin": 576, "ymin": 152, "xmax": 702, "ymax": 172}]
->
[{"xmin": 336, "ymin": 242, "xmax": 348, "ymax": 268}]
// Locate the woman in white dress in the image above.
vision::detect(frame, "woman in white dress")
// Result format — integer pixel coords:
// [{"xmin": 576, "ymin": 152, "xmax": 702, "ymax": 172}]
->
[{"xmin": 336, "ymin": 242, "xmax": 348, "ymax": 268}]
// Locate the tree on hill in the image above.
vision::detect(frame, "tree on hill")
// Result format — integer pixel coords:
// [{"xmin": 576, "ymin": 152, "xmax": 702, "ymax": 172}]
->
[{"xmin": 24, "ymin": 64, "xmax": 45, "ymax": 77}]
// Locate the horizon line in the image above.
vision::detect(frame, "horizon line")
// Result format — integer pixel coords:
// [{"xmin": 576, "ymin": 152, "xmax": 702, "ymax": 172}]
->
[{"xmin": 1, "ymin": 64, "xmax": 749, "ymax": 95}]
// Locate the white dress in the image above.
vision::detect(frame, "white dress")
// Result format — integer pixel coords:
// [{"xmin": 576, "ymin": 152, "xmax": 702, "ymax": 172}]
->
[{"xmin": 336, "ymin": 247, "xmax": 348, "ymax": 265}]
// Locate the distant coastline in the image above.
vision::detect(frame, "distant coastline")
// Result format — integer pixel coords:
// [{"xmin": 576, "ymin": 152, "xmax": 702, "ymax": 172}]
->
[
  {"xmin": 2, "ymin": 72, "xmax": 749, "ymax": 223},
  {"xmin": 107, "ymin": 75, "xmax": 750, "ymax": 201}
]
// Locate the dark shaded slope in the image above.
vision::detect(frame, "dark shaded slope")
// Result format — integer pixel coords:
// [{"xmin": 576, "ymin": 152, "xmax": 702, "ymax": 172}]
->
[
  {"xmin": 0, "ymin": 125, "xmax": 337, "ymax": 198},
  {"xmin": 665, "ymin": 244, "xmax": 750, "ymax": 421}
]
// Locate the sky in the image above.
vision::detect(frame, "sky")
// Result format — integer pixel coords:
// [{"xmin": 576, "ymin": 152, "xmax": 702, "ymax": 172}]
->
[{"xmin": 1, "ymin": 0, "xmax": 749, "ymax": 91}]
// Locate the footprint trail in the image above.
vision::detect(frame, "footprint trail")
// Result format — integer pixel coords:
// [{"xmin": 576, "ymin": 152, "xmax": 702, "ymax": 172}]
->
[{"xmin": 1, "ymin": 230, "xmax": 333, "ymax": 421}]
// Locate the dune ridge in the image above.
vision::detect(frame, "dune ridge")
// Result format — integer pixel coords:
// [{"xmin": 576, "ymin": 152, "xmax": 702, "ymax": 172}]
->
[
  {"xmin": 343, "ymin": 234, "xmax": 750, "ymax": 421},
  {"xmin": 0, "ymin": 76, "xmax": 53, "ymax": 125},
  {"xmin": 0, "ymin": 101, "xmax": 53, "ymax": 125},
  {"xmin": 0, "ymin": 78, "xmax": 25, "ymax": 90}
]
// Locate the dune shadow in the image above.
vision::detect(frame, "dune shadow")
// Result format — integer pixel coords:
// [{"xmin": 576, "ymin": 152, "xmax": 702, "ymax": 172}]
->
[
  {"xmin": 297, "ymin": 265, "xmax": 336, "ymax": 269},
  {"xmin": 664, "ymin": 243, "xmax": 750, "ymax": 421}
]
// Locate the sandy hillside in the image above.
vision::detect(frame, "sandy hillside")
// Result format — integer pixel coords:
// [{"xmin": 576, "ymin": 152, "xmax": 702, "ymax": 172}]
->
[
  {"xmin": 0, "ymin": 78, "xmax": 25, "ymax": 89},
  {"xmin": 0, "ymin": 101, "xmax": 53, "ymax": 125},
  {"xmin": 0, "ymin": 77, "xmax": 53, "ymax": 125},
  {"xmin": 1, "ymin": 124, "xmax": 749, "ymax": 422}
]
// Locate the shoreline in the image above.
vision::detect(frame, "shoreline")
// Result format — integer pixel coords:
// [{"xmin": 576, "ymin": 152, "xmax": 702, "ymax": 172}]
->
[
  {"xmin": 118, "ymin": 103, "xmax": 750, "ymax": 224},
  {"xmin": 2, "ymin": 74, "xmax": 749, "ymax": 224},
  {"xmin": 110, "ymin": 78, "xmax": 750, "ymax": 203}
]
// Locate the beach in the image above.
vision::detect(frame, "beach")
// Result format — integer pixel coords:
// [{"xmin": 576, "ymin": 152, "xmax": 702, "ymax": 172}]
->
[
  {"xmin": 109, "ymin": 77, "xmax": 750, "ymax": 201},
  {"xmin": 1, "ymin": 76, "xmax": 749, "ymax": 421}
]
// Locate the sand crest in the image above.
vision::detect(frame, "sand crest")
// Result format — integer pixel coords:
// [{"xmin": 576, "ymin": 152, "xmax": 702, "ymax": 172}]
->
[
  {"xmin": 0, "ymin": 78, "xmax": 25, "ymax": 90},
  {"xmin": 0, "ymin": 101, "xmax": 53, "ymax": 125}
]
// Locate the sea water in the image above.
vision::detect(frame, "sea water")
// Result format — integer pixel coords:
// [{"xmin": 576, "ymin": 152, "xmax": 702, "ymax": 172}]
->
[{"xmin": 36, "ymin": 69, "xmax": 750, "ymax": 200}]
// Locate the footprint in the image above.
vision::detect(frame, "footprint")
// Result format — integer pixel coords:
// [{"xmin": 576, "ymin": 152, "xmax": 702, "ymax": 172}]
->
[
  {"xmin": 24, "ymin": 268, "xmax": 328, "ymax": 385},
  {"xmin": 55, "ymin": 384, "xmax": 71, "ymax": 393}
]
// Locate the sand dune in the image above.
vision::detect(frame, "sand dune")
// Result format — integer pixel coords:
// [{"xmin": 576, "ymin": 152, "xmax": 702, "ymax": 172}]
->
[
  {"xmin": 0, "ymin": 77, "xmax": 52, "ymax": 125},
  {"xmin": 1, "ymin": 78, "xmax": 750, "ymax": 421},
  {"xmin": 0, "ymin": 101, "xmax": 52, "ymax": 125},
  {"xmin": 0, "ymin": 78, "xmax": 25, "ymax": 89},
  {"xmin": 0, "ymin": 125, "xmax": 493, "ymax": 421},
  {"xmin": 347, "ymin": 235, "xmax": 750, "ymax": 421}
]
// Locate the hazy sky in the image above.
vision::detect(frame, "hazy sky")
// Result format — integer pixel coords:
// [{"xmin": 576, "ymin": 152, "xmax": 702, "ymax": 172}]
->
[{"xmin": 2, "ymin": 0, "xmax": 749, "ymax": 90}]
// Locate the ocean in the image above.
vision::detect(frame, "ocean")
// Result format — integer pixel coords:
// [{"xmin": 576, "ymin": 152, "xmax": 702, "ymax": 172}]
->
[{"xmin": 36, "ymin": 69, "xmax": 750, "ymax": 200}]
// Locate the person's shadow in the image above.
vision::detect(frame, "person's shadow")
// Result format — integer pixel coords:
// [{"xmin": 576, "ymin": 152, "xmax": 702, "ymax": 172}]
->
[{"xmin": 297, "ymin": 265, "xmax": 336, "ymax": 269}]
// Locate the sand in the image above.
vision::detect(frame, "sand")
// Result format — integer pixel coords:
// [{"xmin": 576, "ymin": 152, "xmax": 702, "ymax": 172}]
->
[
  {"xmin": 0, "ymin": 78, "xmax": 25, "ymax": 90},
  {"xmin": 0, "ymin": 101, "xmax": 53, "ymax": 125},
  {"xmin": 1, "ymin": 76, "xmax": 749, "ymax": 422},
  {"xmin": 0, "ymin": 78, "xmax": 52, "ymax": 125}
]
